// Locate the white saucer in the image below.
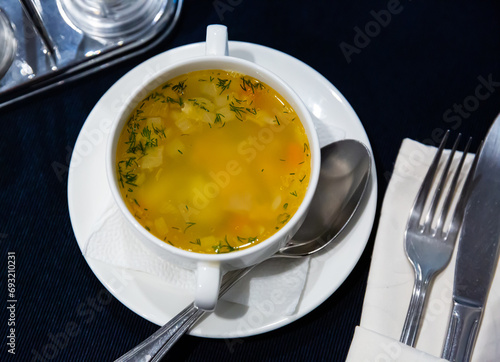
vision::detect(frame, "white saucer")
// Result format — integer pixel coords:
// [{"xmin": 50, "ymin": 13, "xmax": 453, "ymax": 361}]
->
[{"xmin": 67, "ymin": 41, "xmax": 378, "ymax": 338}]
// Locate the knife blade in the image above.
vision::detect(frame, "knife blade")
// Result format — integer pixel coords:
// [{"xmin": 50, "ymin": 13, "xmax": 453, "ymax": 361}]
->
[{"xmin": 442, "ymin": 113, "xmax": 500, "ymax": 362}]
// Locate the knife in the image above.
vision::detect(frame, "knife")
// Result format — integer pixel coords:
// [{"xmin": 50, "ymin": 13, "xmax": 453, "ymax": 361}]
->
[{"xmin": 442, "ymin": 113, "xmax": 500, "ymax": 362}]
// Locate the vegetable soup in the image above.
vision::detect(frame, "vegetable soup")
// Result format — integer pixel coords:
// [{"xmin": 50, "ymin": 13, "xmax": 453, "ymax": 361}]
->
[{"xmin": 116, "ymin": 69, "xmax": 311, "ymax": 254}]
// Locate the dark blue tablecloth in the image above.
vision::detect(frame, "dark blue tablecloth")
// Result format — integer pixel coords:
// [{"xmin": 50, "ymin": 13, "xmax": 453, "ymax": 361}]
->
[{"xmin": 2, "ymin": 1, "xmax": 500, "ymax": 361}]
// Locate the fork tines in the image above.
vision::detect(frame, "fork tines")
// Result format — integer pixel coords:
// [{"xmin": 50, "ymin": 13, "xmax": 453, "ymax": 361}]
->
[{"xmin": 409, "ymin": 131, "xmax": 477, "ymax": 238}]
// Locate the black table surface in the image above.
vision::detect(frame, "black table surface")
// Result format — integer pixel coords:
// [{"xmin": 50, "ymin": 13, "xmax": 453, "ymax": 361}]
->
[{"xmin": 2, "ymin": 1, "xmax": 500, "ymax": 361}]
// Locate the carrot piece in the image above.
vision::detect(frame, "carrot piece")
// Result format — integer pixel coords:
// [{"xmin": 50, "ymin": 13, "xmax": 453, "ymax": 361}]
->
[{"xmin": 286, "ymin": 142, "xmax": 305, "ymax": 166}]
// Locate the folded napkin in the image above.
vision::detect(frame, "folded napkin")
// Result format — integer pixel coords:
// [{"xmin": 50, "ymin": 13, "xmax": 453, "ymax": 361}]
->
[
  {"xmin": 83, "ymin": 198, "xmax": 309, "ymax": 316},
  {"xmin": 348, "ymin": 326, "xmax": 447, "ymax": 362},
  {"xmin": 347, "ymin": 139, "xmax": 500, "ymax": 361}
]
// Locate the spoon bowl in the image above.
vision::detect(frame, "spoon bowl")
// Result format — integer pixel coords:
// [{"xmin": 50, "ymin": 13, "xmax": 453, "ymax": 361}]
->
[
  {"xmin": 280, "ymin": 139, "xmax": 371, "ymax": 256},
  {"xmin": 115, "ymin": 139, "xmax": 372, "ymax": 362}
]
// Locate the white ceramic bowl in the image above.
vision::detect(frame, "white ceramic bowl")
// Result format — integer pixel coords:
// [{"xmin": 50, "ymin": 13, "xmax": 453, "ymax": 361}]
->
[{"xmin": 106, "ymin": 25, "xmax": 321, "ymax": 311}]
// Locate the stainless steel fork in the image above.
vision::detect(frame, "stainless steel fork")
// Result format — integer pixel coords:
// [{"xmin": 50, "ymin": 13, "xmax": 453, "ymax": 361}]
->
[{"xmin": 400, "ymin": 131, "xmax": 479, "ymax": 347}]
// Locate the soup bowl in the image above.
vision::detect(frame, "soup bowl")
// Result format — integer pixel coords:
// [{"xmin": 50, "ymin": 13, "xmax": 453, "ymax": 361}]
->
[{"xmin": 106, "ymin": 25, "xmax": 321, "ymax": 311}]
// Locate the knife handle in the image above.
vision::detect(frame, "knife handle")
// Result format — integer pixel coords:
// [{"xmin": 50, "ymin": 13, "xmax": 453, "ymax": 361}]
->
[{"xmin": 441, "ymin": 301, "xmax": 482, "ymax": 362}]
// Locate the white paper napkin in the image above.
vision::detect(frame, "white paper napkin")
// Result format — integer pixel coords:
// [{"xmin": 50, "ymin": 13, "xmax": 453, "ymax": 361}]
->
[
  {"xmin": 347, "ymin": 139, "xmax": 500, "ymax": 361},
  {"xmin": 82, "ymin": 197, "xmax": 310, "ymax": 316},
  {"xmin": 348, "ymin": 326, "xmax": 447, "ymax": 362}
]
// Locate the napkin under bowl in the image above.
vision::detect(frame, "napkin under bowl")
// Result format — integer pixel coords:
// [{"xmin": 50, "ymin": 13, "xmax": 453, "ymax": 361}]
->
[{"xmin": 82, "ymin": 197, "xmax": 309, "ymax": 316}]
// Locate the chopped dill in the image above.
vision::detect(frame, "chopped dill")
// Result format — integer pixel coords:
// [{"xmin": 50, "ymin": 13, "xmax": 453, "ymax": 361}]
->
[
  {"xmin": 216, "ymin": 78, "xmax": 231, "ymax": 95},
  {"xmin": 125, "ymin": 129, "xmax": 138, "ymax": 153},
  {"xmin": 214, "ymin": 113, "xmax": 225, "ymax": 124},
  {"xmin": 117, "ymin": 167, "xmax": 138, "ymax": 188},
  {"xmin": 274, "ymin": 116, "xmax": 280, "ymax": 125},
  {"xmin": 152, "ymin": 125, "xmax": 166, "ymax": 139},
  {"xmin": 184, "ymin": 222, "xmax": 196, "ymax": 232},
  {"xmin": 141, "ymin": 126, "xmax": 158, "ymax": 148},
  {"xmin": 172, "ymin": 80, "xmax": 187, "ymax": 95},
  {"xmin": 212, "ymin": 236, "xmax": 237, "ymax": 253},
  {"xmin": 189, "ymin": 98, "xmax": 210, "ymax": 112},
  {"xmin": 190, "ymin": 238, "xmax": 202, "ymax": 246},
  {"xmin": 240, "ymin": 76, "xmax": 265, "ymax": 93},
  {"xmin": 290, "ymin": 191, "xmax": 298, "ymax": 197},
  {"xmin": 123, "ymin": 156, "xmax": 137, "ymax": 168},
  {"xmin": 135, "ymin": 141, "xmax": 146, "ymax": 157},
  {"xmin": 283, "ymin": 203, "xmax": 288, "ymax": 209},
  {"xmin": 299, "ymin": 175, "xmax": 306, "ymax": 182},
  {"xmin": 178, "ymin": 149, "xmax": 183, "ymax": 154},
  {"xmin": 277, "ymin": 213, "xmax": 291, "ymax": 224},
  {"xmin": 164, "ymin": 96, "xmax": 183, "ymax": 106},
  {"xmin": 229, "ymin": 102, "xmax": 246, "ymax": 121},
  {"xmin": 150, "ymin": 92, "xmax": 164, "ymax": 102}
]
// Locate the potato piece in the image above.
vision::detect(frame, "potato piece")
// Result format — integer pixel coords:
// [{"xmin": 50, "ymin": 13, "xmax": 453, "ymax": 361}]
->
[
  {"xmin": 228, "ymin": 194, "xmax": 252, "ymax": 211},
  {"xmin": 174, "ymin": 117, "xmax": 195, "ymax": 133},
  {"xmin": 199, "ymin": 82, "xmax": 217, "ymax": 98},
  {"xmin": 214, "ymin": 94, "xmax": 230, "ymax": 108},
  {"xmin": 216, "ymin": 106, "xmax": 236, "ymax": 122},
  {"xmin": 138, "ymin": 146, "xmax": 163, "ymax": 169},
  {"xmin": 271, "ymin": 195, "xmax": 282, "ymax": 210},
  {"xmin": 202, "ymin": 112, "xmax": 216, "ymax": 124},
  {"xmin": 200, "ymin": 235, "xmax": 217, "ymax": 248},
  {"xmin": 146, "ymin": 117, "xmax": 163, "ymax": 129},
  {"xmin": 154, "ymin": 217, "xmax": 169, "ymax": 236}
]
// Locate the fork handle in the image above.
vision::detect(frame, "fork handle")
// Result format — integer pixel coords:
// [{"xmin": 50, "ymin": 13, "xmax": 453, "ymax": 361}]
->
[
  {"xmin": 441, "ymin": 301, "xmax": 482, "ymax": 362},
  {"xmin": 400, "ymin": 273, "xmax": 432, "ymax": 347}
]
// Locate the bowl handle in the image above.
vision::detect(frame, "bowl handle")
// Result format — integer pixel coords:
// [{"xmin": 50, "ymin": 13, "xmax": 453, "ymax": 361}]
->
[
  {"xmin": 206, "ymin": 24, "xmax": 228, "ymax": 56},
  {"xmin": 194, "ymin": 261, "xmax": 221, "ymax": 311}
]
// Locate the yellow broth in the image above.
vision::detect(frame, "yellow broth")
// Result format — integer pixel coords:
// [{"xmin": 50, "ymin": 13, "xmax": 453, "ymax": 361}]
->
[{"xmin": 116, "ymin": 69, "xmax": 311, "ymax": 254}]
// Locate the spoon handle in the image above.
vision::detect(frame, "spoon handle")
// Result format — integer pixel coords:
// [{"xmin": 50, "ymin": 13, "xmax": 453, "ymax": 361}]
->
[{"xmin": 114, "ymin": 266, "xmax": 255, "ymax": 362}]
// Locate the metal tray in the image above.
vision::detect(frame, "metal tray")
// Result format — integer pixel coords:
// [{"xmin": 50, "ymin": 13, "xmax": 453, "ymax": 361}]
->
[{"xmin": 0, "ymin": 0, "xmax": 183, "ymax": 109}]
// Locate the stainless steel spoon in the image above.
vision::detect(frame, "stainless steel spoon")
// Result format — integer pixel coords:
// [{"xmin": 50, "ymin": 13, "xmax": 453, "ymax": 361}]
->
[
  {"xmin": 0, "ymin": 8, "xmax": 17, "ymax": 80},
  {"xmin": 115, "ymin": 139, "xmax": 372, "ymax": 362}
]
